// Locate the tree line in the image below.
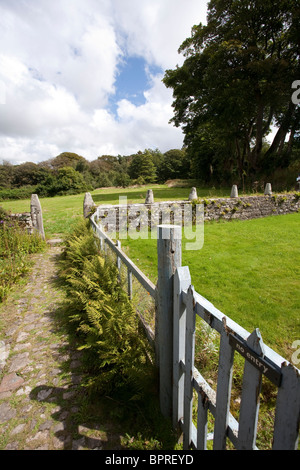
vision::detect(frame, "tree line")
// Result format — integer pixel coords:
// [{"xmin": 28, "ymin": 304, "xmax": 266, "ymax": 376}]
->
[
  {"xmin": 0, "ymin": 149, "xmax": 191, "ymax": 199},
  {"xmin": 1, "ymin": 135, "xmax": 299, "ymax": 201}
]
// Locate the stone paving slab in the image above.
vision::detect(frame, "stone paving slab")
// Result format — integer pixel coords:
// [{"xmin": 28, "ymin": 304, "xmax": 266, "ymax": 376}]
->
[{"xmin": 0, "ymin": 373, "xmax": 24, "ymax": 394}]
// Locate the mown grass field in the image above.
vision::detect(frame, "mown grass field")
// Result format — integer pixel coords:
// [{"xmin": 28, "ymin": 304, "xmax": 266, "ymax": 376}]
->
[{"xmin": 120, "ymin": 213, "xmax": 300, "ymax": 362}]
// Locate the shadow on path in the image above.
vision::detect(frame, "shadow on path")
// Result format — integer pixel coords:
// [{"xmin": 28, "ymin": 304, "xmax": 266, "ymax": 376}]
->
[{"xmin": 29, "ymin": 383, "xmax": 123, "ymax": 450}]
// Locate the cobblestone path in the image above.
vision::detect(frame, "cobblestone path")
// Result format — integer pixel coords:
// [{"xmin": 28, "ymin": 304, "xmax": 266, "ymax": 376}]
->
[{"xmin": 0, "ymin": 244, "xmax": 123, "ymax": 450}]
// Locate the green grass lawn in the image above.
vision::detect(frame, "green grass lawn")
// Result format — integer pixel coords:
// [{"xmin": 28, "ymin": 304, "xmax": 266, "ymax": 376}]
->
[{"xmin": 120, "ymin": 213, "xmax": 300, "ymax": 361}]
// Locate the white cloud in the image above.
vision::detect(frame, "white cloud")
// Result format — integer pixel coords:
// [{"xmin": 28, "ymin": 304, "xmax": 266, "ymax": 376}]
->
[
  {"xmin": 115, "ymin": 73, "xmax": 181, "ymax": 151},
  {"xmin": 0, "ymin": 137, "xmax": 59, "ymax": 164},
  {"xmin": 113, "ymin": 0, "xmax": 207, "ymax": 69},
  {"xmin": 0, "ymin": 54, "xmax": 84, "ymax": 136},
  {"xmin": 0, "ymin": 0, "xmax": 123, "ymax": 110},
  {"xmin": 0, "ymin": 0, "xmax": 208, "ymax": 165}
]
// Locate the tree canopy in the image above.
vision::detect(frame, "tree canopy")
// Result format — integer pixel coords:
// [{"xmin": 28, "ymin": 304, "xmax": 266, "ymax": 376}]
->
[{"xmin": 163, "ymin": 0, "xmax": 300, "ymax": 184}]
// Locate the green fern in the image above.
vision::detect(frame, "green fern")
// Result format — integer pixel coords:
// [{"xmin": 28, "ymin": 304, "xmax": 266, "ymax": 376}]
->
[{"xmin": 59, "ymin": 218, "xmax": 155, "ymax": 399}]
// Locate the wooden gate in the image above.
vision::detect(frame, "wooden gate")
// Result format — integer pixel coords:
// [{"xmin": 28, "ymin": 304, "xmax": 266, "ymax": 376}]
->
[{"xmin": 173, "ymin": 266, "xmax": 300, "ymax": 450}]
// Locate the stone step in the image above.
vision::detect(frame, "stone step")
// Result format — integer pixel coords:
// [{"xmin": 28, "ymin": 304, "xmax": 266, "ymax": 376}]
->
[{"xmin": 46, "ymin": 238, "xmax": 64, "ymax": 247}]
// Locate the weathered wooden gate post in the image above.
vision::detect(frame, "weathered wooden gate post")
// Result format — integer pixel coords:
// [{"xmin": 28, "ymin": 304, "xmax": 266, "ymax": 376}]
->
[{"xmin": 156, "ymin": 224, "xmax": 182, "ymax": 418}]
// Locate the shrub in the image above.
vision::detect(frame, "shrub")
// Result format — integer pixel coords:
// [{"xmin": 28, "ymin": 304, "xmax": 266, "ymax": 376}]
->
[
  {"xmin": 0, "ymin": 185, "xmax": 37, "ymax": 200},
  {"xmin": 0, "ymin": 208, "xmax": 47, "ymax": 301}
]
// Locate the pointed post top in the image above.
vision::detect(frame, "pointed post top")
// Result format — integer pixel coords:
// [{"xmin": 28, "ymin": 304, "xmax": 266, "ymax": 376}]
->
[
  {"xmin": 246, "ymin": 328, "xmax": 265, "ymax": 357},
  {"xmin": 30, "ymin": 194, "xmax": 45, "ymax": 240},
  {"xmin": 83, "ymin": 192, "xmax": 96, "ymax": 218}
]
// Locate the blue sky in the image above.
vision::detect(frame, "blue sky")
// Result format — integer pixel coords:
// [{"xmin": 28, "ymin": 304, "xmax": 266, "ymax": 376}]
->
[
  {"xmin": 111, "ymin": 57, "xmax": 163, "ymax": 114},
  {"xmin": 0, "ymin": 0, "xmax": 208, "ymax": 164}
]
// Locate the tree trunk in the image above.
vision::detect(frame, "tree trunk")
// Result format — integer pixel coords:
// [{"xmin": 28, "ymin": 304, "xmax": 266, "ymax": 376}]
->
[
  {"xmin": 265, "ymin": 102, "xmax": 296, "ymax": 159},
  {"xmin": 251, "ymin": 97, "xmax": 264, "ymax": 170}
]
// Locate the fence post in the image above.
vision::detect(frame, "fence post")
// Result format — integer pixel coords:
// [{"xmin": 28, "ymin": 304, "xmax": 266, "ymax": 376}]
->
[
  {"xmin": 116, "ymin": 240, "xmax": 121, "ymax": 268},
  {"xmin": 156, "ymin": 224, "xmax": 182, "ymax": 418},
  {"xmin": 127, "ymin": 269, "xmax": 132, "ymax": 300},
  {"xmin": 183, "ymin": 285, "xmax": 196, "ymax": 449},
  {"xmin": 173, "ymin": 266, "xmax": 191, "ymax": 429},
  {"xmin": 272, "ymin": 363, "xmax": 300, "ymax": 449}
]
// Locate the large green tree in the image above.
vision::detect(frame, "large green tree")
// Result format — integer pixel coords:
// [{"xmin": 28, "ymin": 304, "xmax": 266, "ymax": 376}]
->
[
  {"xmin": 157, "ymin": 149, "xmax": 190, "ymax": 182},
  {"xmin": 163, "ymin": 0, "xmax": 300, "ymax": 183},
  {"xmin": 47, "ymin": 152, "xmax": 89, "ymax": 171},
  {"xmin": 48, "ymin": 166, "xmax": 89, "ymax": 196},
  {"xmin": 128, "ymin": 150, "xmax": 157, "ymax": 183}
]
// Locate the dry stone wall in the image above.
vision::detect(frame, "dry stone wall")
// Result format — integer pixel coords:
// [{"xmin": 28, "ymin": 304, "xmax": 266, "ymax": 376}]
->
[
  {"xmin": 5, "ymin": 194, "xmax": 45, "ymax": 239},
  {"xmin": 94, "ymin": 193, "xmax": 300, "ymax": 233},
  {"xmin": 7, "ymin": 213, "xmax": 34, "ymax": 233},
  {"xmin": 202, "ymin": 193, "xmax": 300, "ymax": 221}
]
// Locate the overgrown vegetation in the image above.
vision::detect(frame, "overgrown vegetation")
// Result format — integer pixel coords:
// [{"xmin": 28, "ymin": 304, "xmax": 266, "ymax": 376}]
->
[
  {"xmin": 0, "ymin": 206, "xmax": 47, "ymax": 301},
  {"xmin": 58, "ymin": 218, "xmax": 155, "ymax": 399}
]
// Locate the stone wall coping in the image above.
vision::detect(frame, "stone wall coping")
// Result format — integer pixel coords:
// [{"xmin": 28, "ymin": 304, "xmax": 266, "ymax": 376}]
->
[{"xmin": 96, "ymin": 193, "xmax": 298, "ymax": 209}]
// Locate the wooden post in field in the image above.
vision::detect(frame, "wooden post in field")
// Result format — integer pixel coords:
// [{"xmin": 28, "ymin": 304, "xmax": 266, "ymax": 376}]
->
[
  {"xmin": 30, "ymin": 194, "xmax": 45, "ymax": 240},
  {"xmin": 116, "ymin": 240, "xmax": 121, "ymax": 281},
  {"xmin": 156, "ymin": 224, "xmax": 182, "ymax": 418}
]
